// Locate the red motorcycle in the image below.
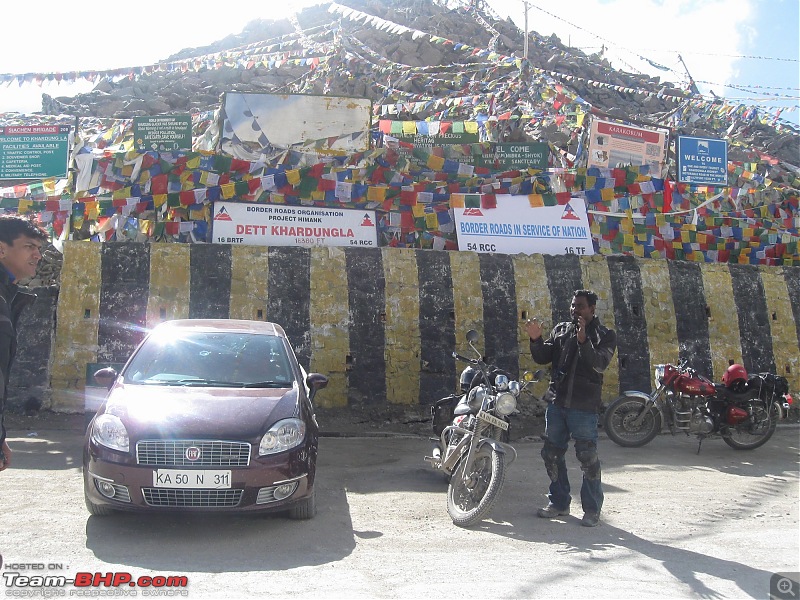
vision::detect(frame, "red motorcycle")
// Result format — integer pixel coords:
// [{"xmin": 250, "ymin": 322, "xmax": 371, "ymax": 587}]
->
[{"xmin": 603, "ymin": 361, "xmax": 793, "ymax": 451}]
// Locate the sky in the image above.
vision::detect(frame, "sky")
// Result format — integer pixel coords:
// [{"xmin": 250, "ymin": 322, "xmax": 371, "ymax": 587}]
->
[{"xmin": 0, "ymin": 0, "xmax": 797, "ymax": 127}]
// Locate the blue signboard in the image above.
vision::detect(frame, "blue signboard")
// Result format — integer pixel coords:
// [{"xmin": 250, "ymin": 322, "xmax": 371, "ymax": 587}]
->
[{"xmin": 677, "ymin": 136, "xmax": 728, "ymax": 186}]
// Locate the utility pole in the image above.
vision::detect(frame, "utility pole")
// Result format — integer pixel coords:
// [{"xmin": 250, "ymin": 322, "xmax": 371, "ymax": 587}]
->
[
  {"xmin": 523, "ymin": 1, "xmax": 529, "ymax": 60},
  {"xmin": 677, "ymin": 54, "xmax": 700, "ymax": 95}
]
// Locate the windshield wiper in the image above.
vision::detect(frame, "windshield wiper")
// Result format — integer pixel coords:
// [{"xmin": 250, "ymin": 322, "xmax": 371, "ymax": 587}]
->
[
  {"xmin": 169, "ymin": 378, "xmax": 245, "ymax": 387},
  {"xmin": 135, "ymin": 379, "xmax": 197, "ymax": 386},
  {"xmin": 240, "ymin": 381, "xmax": 291, "ymax": 388},
  {"xmin": 135, "ymin": 378, "xmax": 290, "ymax": 387}
]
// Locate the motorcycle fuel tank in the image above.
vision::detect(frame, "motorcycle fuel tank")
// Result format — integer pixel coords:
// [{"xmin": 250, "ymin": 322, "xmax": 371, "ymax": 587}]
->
[{"xmin": 674, "ymin": 373, "xmax": 716, "ymax": 396}]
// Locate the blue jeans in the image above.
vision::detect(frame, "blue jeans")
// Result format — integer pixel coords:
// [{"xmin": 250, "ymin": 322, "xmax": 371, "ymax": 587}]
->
[{"xmin": 542, "ymin": 402, "xmax": 603, "ymax": 515}]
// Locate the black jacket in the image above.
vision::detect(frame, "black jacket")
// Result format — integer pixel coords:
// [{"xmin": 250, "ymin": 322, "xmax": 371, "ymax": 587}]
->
[
  {"xmin": 530, "ymin": 316, "xmax": 617, "ymax": 413},
  {"xmin": 0, "ymin": 269, "xmax": 36, "ymax": 447}
]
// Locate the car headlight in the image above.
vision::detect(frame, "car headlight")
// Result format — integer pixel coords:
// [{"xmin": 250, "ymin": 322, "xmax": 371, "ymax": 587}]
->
[
  {"xmin": 259, "ymin": 418, "xmax": 306, "ymax": 456},
  {"xmin": 91, "ymin": 414, "xmax": 129, "ymax": 452},
  {"xmin": 495, "ymin": 392, "xmax": 517, "ymax": 416}
]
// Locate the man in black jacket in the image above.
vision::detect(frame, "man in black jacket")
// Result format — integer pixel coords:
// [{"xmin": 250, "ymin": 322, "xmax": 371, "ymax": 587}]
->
[
  {"xmin": 525, "ymin": 289, "xmax": 617, "ymax": 527},
  {"xmin": 0, "ymin": 216, "xmax": 47, "ymax": 472}
]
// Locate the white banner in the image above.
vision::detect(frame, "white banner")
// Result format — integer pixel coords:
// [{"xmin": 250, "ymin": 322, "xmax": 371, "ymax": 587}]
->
[
  {"xmin": 212, "ymin": 202, "xmax": 378, "ymax": 248},
  {"xmin": 453, "ymin": 196, "xmax": 594, "ymax": 256},
  {"xmin": 220, "ymin": 93, "xmax": 372, "ymax": 161}
]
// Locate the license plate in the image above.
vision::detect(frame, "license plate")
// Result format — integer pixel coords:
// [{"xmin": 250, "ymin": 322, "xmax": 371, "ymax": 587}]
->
[
  {"xmin": 153, "ymin": 469, "xmax": 231, "ymax": 489},
  {"xmin": 478, "ymin": 410, "xmax": 508, "ymax": 430}
]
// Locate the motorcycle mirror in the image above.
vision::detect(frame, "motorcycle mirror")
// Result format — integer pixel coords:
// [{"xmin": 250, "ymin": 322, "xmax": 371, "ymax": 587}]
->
[
  {"xmin": 522, "ymin": 369, "xmax": 545, "ymax": 383},
  {"xmin": 466, "ymin": 330, "xmax": 479, "ymax": 344}
]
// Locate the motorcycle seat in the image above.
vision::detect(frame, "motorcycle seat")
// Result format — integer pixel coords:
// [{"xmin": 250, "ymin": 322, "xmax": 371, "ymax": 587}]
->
[{"xmin": 715, "ymin": 383, "xmax": 756, "ymax": 402}]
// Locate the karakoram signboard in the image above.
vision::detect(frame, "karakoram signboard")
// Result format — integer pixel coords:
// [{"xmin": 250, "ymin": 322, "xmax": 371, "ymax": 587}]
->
[{"xmin": 587, "ymin": 118, "xmax": 667, "ymax": 174}]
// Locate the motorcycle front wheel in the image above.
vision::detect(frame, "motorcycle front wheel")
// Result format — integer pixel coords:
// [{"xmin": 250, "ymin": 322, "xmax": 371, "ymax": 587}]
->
[
  {"xmin": 723, "ymin": 401, "xmax": 779, "ymax": 450},
  {"xmin": 604, "ymin": 395, "xmax": 663, "ymax": 447},
  {"xmin": 446, "ymin": 444, "xmax": 505, "ymax": 527}
]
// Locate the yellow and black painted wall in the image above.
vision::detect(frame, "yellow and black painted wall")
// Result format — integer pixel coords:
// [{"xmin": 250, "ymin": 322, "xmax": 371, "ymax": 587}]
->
[{"xmin": 49, "ymin": 241, "xmax": 800, "ymax": 412}]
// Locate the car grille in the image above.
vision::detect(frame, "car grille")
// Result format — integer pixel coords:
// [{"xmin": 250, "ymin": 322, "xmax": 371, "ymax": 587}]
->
[
  {"xmin": 142, "ymin": 488, "xmax": 244, "ymax": 508},
  {"xmin": 136, "ymin": 440, "xmax": 251, "ymax": 467}
]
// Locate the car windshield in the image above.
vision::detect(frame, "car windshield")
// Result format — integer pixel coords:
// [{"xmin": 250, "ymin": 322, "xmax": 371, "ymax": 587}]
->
[{"xmin": 123, "ymin": 329, "xmax": 294, "ymax": 387}]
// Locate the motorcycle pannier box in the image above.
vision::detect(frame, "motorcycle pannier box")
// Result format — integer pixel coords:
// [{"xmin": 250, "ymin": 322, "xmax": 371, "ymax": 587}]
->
[
  {"xmin": 749, "ymin": 373, "xmax": 789, "ymax": 400},
  {"xmin": 432, "ymin": 394, "xmax": 460, "ymax": 435}
]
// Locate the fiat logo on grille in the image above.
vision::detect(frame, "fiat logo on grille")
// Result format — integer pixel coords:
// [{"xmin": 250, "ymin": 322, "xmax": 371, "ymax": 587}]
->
[{"xmin": 185, "ymin": 446, "xmax": 202, "ymax": 461}]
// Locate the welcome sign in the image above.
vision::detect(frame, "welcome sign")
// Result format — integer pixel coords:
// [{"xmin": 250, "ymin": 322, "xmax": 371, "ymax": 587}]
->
[{"xmin": 677, "ymin": 136, "xmax": 728, "ymax": 186}]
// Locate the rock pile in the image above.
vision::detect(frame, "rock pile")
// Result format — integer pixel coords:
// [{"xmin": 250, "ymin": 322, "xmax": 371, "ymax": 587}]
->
[
  {"xmin": 32, "ymin": 0, "xmax": 797, "ymax": 166},
  {"xmin": 25, "ymin": 245, "xmax": 62, "ymax": 288}
]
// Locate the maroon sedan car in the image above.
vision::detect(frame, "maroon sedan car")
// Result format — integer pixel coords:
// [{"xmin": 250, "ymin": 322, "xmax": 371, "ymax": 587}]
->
[{"xmin": 83, "ymin": 319, "xmax": 327, "ymax": 519}]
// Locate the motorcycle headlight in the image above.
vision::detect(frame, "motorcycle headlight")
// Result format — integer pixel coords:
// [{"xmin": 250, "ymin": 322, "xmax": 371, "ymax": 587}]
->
[
  {"xmin": 468, "ymin": 386, "xmax": 486, "ymax": 412},
  {"xmin": 259, "ymin": 418, "xmax": 306, "ymax": 456},
  {"xmin": 495, "ymin": 392, "xmax": 517, "ymax": 416},
  {"xmin": 508, "ymin": 380, "xmax": 520, "ymax": 396},
  {"xmin": 494, "ymin": 374, "xmax": 509, "ymax": 391},
  {"xmin": 654, "ymin": 364, "xmax": 665, "ymax": 386},
  {"xmin": 91, "ymin": 414, "xmax": 129, "ymax": 452}
]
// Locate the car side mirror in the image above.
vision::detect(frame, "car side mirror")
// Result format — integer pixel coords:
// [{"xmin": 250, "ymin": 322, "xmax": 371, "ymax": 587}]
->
[
  {"xmin": 93, "ymin": 367, "xmax": 118, "ymax": 390},
  {"xmin": 306, "ymin": 373, "xmax": 329, "ymax": 402}
]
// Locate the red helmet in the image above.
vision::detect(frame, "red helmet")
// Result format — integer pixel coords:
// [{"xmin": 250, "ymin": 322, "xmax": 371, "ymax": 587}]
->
[{"xmin": 723, "ymin": 364, "xmax": 748, "ymax": 388}]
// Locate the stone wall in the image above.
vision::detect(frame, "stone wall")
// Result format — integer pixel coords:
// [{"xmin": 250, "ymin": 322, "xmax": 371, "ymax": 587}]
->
[
  {"xmin": 9, "ymin": 286, "xmax": 57, "ymax": 412},
  {"xmin": 7, "ymin": 242, "xmax": 799, "ymax": 420}
]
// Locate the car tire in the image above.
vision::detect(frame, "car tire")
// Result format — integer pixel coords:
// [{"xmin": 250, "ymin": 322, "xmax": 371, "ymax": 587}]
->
[
  {"xmin": 85, "ymin": 495, "xmax": 115, "ymax": 517},
  {"xmin": 287, "ymin": 490, "xmax": 316, "ymax": 520}
]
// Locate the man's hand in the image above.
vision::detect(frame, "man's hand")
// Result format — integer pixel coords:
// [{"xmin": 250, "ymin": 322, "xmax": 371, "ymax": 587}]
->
[
  {"xmin": 0, "ymin": 440, "xmax": 11, "ymax": 472},
  {"xmin": 575, "ymin": 315, "xmax": 588, "ymax": 344},
  {"xmin": 525, "ymin": 318, "xmax": 543, "ymax": 341}
]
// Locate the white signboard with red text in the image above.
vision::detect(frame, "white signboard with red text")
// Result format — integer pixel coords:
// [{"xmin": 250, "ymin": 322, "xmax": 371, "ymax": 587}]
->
[
  {"xmin": 587, "ymin": 118, "xmax": 668, "ymax": 174},
  {"xmin": 453, "ymin": 196, "xmax": 594, "ymax": 256},
  {"xmin": 212, "ymin": 202, "xmax": 378, "ymax": 248}
]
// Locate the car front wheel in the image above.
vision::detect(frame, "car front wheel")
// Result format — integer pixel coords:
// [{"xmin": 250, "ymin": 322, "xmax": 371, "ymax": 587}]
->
[
  {"xmin": 287, "ymin": 489, "xmax": 316, "ymax": 520},
  {"xmin": 85, "ymin": 495, "xmax": 115, "ymax": 517}
]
